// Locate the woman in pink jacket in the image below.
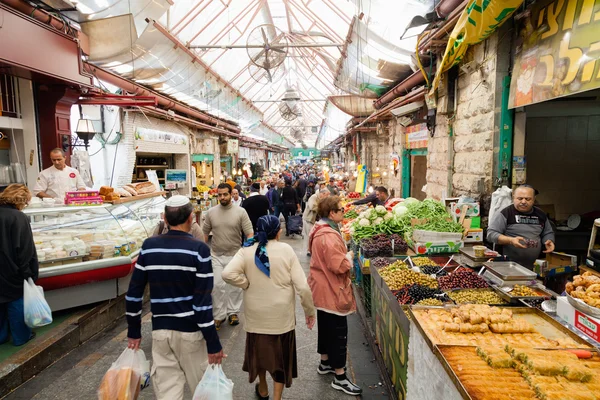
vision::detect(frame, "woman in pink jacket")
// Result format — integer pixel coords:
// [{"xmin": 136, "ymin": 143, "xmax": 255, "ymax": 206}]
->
[{"xmin": 307, "ymin": 196, "xmax": 362, "ymax": 396}]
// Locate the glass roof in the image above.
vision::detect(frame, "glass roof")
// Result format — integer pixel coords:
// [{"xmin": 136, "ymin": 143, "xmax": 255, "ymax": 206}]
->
[{"xmin": 74, "ymin": 0, "xmax": 432, "ymax": 148}]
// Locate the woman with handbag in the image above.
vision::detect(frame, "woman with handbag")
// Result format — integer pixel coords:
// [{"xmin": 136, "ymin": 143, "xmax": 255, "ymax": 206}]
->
[
  {"xmin": 307, "ymin": 196, "xmax": 362, "ymax": 396},
  {"xmin": 0, "ymin": 184, "xmax": 39, "ymax": 346}
]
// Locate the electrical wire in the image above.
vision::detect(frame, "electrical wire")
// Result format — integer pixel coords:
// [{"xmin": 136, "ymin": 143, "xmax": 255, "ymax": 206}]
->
[{"xmin": 415, "ymin": 31, "xmax": 431, "ymax": 88}]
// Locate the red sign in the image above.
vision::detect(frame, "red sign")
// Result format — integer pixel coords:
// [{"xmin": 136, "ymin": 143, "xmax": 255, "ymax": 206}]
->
[
  {"xmin": 69, "ymin": 172, "xmax": 76, "ymax": 178},
  {"xmin": 574, "ymin": 310, "xmax": 600, "ymax": 342}
]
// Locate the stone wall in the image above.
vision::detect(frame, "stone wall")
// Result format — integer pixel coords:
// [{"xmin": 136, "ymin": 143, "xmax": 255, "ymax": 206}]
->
[
  {"xmin": 426, "ymin": 28, "xmax": 507, "ymax": 200},
  {"xmin": 387, "ymin": 118, "xmax": 404, "ymax": 197}
]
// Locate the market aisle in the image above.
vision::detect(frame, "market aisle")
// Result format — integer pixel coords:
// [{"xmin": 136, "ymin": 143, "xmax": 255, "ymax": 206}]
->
[{"xmin": 5, "ymin": 235, "xmax": 390, "ymax": 400}]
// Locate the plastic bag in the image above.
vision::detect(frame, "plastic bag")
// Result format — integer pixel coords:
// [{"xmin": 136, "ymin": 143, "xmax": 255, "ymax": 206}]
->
[
  {"xmin": 489, "ymin": 186, "xmax": 513, "ymax": 225},
  {"xmin": 98, "ymin": 348, "xmax": 150, "ymax": 400},
  {"xmin": 23, "ymin": 278, "xmax": 53, "ymax": 328},
  {"xmin": 193, "ymin": 365, "xmax": 234, "ymax": 400}
]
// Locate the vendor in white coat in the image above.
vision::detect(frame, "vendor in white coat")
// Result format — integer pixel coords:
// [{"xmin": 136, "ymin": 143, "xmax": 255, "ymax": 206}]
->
[{"xmin": 33, "ymin": 148, "xmax": 86, "ymax": 200}]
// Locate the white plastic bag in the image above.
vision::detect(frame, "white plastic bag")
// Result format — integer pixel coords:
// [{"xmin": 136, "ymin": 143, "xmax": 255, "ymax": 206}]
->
[
  {"xmin": 23, "ymin": 278, "xmax": 52, "ymax": 328},
  {"xmin": 489, "ymin": 186, "xmax": 513, "ymax": 224},
  {"xmin": 193, "ymin": 365, "xmax": 234, "ymax": 400},
  {"xmin": 98, "ymin": 348, "xmax": 150, "ymax": 400}
]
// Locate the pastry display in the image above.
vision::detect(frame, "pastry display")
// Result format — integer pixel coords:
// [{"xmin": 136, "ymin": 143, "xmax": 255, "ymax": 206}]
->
[
  {"xmin": 566, "ymin": 272, "xmax": 600, "ymax": 308},
  {"xmin": 412, "ymin": 305, "xmax": 588, "ymax": 349}
]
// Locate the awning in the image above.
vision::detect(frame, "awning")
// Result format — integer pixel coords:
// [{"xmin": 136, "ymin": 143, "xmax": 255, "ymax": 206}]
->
[
  {"xmin": 430, "ymin": 0, "xmax": 523, "ymax": 93},
  {"xmin": 328, "ymin": 95, "xmax": 375, "ymax": 117},
  {"xmin": 191, "ymin": 154, "xmax": 214, "ymax": 162}
]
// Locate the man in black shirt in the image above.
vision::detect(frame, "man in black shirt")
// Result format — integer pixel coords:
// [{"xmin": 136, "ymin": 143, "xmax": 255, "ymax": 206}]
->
[{"xmin": 242, "ymin": 182, "xmax": 271, "ymax": 231}]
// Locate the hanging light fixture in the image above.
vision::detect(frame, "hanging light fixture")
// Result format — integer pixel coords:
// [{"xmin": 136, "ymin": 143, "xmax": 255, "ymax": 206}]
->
[
  {"xmin": 368, "ymin": 186, "xmax": 374, "ymax": 193},
  {"xmin": 74, "ymin": 119, "xmax": 98, "ymax": 150},
  {"xmin": 383, "ymin": 171, "xmax": 388, "ymax": 177},
  {"xmin": 350, "ymin": 160, "xmax": 356, "ymax": 167},
  {"xmin": 353, "ymin": 171, "xmax": 358, "ymax": 177},
  {"xmin": 238, "ymin": 168, "xmax": 243, "ymax": 175}
]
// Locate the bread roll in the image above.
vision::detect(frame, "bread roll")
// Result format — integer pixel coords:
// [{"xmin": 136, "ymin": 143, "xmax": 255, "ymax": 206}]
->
[
  {"xmin": 122, "ymin": 186, "xmax": 138, "ymax": 196},
  {"xmin": 115, "ymin": 187, "xmax": 132, "ymax": 197},
  {"xmin": 99, "ymin": 186, "xmax": 114, "ymax": 196}
]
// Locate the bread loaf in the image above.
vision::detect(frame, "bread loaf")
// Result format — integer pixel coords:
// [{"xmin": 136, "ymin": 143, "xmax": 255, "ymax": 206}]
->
[
  {"xmin": 115, "ymin": 187, "xmax": 132, "ymax": 197},
  {"xmin": 99, "ymin": 186, "xmax": 114, "ymax": 196},
  {"xmin": 122, "ymin": 185, "xmax": 138, "ymax": 196},
  {"xmin": 132, "ymin": 181, "xmax": 156, "ymax": 195}
]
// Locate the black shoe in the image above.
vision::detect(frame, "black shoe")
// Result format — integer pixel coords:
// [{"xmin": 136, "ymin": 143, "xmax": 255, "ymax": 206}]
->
[
  {"xmin": 317, "ymin": 362, "xmax": 334, "ymax": 375},
  {"xmin": 331, "ymin": 375, "xmax": 362, "ymax": 396},
  {"xmin": 255, "ymin": 383, "xmax": 269, "ymax": 399},
  {"xmin": 228, "ymin": 314, "xmax": 240, "ymax": 326}
]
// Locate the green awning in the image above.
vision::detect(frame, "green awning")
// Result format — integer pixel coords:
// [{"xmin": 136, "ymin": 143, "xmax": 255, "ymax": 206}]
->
[{"xmin": 191, "ymin": 154, "xmax": 214, "ymax": 162}]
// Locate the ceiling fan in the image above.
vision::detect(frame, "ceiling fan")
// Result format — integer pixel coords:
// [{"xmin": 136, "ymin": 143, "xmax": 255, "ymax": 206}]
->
[{"xmin": 247, "ymin": 24, "xmax": 288, "ymax": 83}]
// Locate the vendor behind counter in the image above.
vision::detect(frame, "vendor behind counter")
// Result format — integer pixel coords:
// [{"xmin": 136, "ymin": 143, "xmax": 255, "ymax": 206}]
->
[
  {"xmin": 487, "ymin": 185, "xmax": 555, "ymax": 270},
  {"xmin": 33, "ymin": 148, "xmax": 86, "ymax": 200}
]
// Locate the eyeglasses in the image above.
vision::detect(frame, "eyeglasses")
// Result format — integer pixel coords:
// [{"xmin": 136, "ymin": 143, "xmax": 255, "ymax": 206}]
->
[{"xmin": 332, "ymin": 208, "xmax": 343, "ymax": 213}]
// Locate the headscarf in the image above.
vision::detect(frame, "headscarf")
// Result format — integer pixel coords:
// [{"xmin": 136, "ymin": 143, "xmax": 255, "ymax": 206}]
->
[{"xmin": 243, "ymin": 215, "xmax": 280, "ymax": 277}]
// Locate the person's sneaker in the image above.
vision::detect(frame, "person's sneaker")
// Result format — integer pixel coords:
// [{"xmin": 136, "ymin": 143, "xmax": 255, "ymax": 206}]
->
[
  {"xmin": 215, "ymin": 319, "xmax": 225, "ymax": 330},
  {"xmin": 317, "ymin": 362, "xmax": 334, "ymax": 375},
  {"xmin": 228, "ymin": 314, "xmax": 240, "ymax": 326},
  {"xmin": 331, "ymin": 375, "xmax": 362, "ymax": 396}
]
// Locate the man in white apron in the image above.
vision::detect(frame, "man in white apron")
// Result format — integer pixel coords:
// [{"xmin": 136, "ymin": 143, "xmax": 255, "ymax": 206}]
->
[{"xmin": 33, "ymin": 148, "xmax": 86, "ymax": 200}]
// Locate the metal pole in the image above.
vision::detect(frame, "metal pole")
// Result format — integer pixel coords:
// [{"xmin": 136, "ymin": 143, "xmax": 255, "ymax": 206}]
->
[
  {"xmin": 188, "ymin": 43, "xmax": 344, "ymax": 49},
  {"xmin": 252, "ymin": 99, "xmax": 327, "ymax": 103}
]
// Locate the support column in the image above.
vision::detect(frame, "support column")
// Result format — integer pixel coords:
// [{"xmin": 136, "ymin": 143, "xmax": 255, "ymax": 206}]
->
[
  {"xmin": 35, "ymin": 84, "xmax": 79, "ymax": 168},
  {"xmin": 17, "ymin": 78, "xmax": 40, "ymax": 185}
]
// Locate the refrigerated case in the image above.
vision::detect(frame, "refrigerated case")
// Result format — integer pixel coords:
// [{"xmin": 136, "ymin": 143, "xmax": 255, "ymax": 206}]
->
[{"xmin": 24, "ymin": 195, "xmax": 166, "ymax": 311}]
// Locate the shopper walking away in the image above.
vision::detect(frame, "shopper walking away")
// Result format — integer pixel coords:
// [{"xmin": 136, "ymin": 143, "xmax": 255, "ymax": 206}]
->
[
  {"xmin": 125, "ymin": 195, "xmax": 224, "ymax": 400},
  {"xmin": 222, "ymin": 215, "xmax": 316, "ymax": 400},
  {"xmin": 203, "ymin": 183, "xmax": 254, "ymax": 329},
  {"xmin": 0, "ymin": 184, "xmax": 39, "ymax": 347},
  {"xmin": 308, "ymin": 195, "xmax": 362, "ymax": 396},
  {"xmin": 303, "ymin": 189, "xmax": 330, "ymax": 256},
  {"xmin": 259, "ymin": 180, "xmax": 269, "ymax": 196},
  {"xmin": 152, "ymin": 213, "xmax": 203, "ymax": 239},
  {"xmin": 296, "ymin": 174, "xmax": 308, "ymax": 212},
  {"xmin": 281, "ymin": 178, "xmax": 300, "ymax": 236},
  {"xmin": 266, "ymin": 183, "xmax": 277, "ymax": 214},
  {"xmin": 242, "ymin": 182, "xmax": 271, "ymax": 231}
]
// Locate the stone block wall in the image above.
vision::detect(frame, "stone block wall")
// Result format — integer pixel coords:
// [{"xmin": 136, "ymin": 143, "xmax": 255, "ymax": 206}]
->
[{"xmin": 426, "ymin": 30, "xmax": 503, "ymax": 200}]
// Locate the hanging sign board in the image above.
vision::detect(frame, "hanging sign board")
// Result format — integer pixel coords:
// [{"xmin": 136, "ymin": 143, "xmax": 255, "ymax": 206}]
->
[
  {"xmin": 227, "ymin": 139, "xmax": 239, "ymax": 154},
  {"xmin": 430, "ymin": 0, "xmax": 523, "ymax": 93},
  {"xmin": 135, "ymin": 127, "xmax": 187, "ymax": 145},
  {"xmin": 405, "ymin": 123, "xmax": 429, "ymax": 149},
  {"xmin": 509, "ymin": 0, "xmax": 600, "ymax": 108}
]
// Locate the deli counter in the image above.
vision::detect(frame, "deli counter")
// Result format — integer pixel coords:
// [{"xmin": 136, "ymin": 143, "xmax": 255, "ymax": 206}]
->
[{"xmin": 24, "ymin": 196, "xmax": 166, "ymax": 311}]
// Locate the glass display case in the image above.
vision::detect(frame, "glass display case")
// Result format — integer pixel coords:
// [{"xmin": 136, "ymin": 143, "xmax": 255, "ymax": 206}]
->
[{"xmin": 22, "ymin": 196, "xmax": 166, "ymax": 310}]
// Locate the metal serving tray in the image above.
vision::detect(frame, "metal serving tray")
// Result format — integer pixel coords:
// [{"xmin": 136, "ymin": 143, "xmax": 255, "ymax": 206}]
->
[
  {"xmin": 482, "ymin": 261, "xmax": 537, "ymax": 281},
  {"xmin": 494, "ymin": 284, "xmax": 554, "ymax": 303}
]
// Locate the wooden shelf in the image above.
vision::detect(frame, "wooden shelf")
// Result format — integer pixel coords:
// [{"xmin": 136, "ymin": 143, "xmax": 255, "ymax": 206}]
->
[
  {"xmin": 135, "ymin": 165, "xmax": 169, "ymax": 168},
  {"xmin": 104, "ymin": 191, "xmax": 166, "ymax": 205}
]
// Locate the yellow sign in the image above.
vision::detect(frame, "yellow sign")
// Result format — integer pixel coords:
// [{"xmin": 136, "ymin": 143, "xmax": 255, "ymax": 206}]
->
[
  {"xmin": 509, "ymin": 0, "xmax": 600, "ymax": 108},
  {"xmin": 431, "ymin": 0, "xmax": 524, "ymax": 93}
]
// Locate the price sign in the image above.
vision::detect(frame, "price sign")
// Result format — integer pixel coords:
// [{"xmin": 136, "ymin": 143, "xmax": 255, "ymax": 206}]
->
[{"xmin": 574, "ymin": 310, "xmax": 600, "ymax": 342}]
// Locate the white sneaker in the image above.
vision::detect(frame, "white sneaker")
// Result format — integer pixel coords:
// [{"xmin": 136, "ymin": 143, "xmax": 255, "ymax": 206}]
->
[{"xmin": 331, "ymin": 376, "xmax": 362, "ymax": 396}]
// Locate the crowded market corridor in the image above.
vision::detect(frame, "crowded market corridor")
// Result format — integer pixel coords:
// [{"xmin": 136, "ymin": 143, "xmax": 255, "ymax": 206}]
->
[{"xmin": 4, "ymin": 234, "xmax": 390, "ymax": 400}]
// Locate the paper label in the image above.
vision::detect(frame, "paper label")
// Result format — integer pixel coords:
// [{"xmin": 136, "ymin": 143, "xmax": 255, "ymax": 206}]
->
[{"xmin": 575, "ymin": 310, "xmax": 599, "ymax": 341}]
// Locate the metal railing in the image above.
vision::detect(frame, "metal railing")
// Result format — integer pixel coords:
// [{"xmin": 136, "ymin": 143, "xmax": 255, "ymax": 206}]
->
[{"xmin": 0, "ymin": 75, "xmax": 21, "ymax": 118}]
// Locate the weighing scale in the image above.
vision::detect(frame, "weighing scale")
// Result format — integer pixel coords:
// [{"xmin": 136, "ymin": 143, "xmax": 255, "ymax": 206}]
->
[{"xmin": 459, "ymin": 246, "xmax": 502, "ymax": 267}]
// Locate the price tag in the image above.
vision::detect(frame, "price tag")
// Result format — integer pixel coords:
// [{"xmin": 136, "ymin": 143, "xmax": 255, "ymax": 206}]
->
[
  {"xmin": 574, "ymin": 310, "xmax": 600, "ymax": 341},
  {"xmin": 554, "ymin": 267, "xmax": 565, "ymax": 274}
]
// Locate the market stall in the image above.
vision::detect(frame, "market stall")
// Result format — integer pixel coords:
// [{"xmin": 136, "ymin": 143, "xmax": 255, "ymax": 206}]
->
[{"xmin": 25, "ymin": 190, "xmax": 166, "ymax": 311}]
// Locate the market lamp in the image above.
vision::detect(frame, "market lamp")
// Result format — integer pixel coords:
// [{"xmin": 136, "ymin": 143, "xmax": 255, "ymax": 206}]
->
[
  {"xmin": 74, "ymin": 119, "xmax": 98, "ymax": 150},
  {"xmin": 368, "ymin": 186, "xmax": 374, "ymax": 193}
]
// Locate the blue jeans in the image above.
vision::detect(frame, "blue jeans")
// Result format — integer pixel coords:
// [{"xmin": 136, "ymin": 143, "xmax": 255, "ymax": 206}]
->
[
  {"xmin": 273, "ymin": 205, "xmax": 282, "ymax": 219},
  {"xmin": 0, "ymin": 297, "xmax": 32, "ymax": 346}
]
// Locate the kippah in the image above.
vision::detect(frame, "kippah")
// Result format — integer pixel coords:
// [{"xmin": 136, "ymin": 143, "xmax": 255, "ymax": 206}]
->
[{"xmin": 165, "ymin": 195, "xmax": 189, "ymax": 207}]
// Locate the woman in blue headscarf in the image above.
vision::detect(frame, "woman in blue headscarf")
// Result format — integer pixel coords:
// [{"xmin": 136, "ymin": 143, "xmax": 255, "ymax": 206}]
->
[{"xmin": 222, "ymin": 215, "xmax": 316, "ymax": 400}]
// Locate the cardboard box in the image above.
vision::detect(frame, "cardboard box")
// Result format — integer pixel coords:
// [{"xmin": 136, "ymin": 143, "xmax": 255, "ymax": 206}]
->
[
  {"xmin": 547, "ymin": 252, "xmax": 577, "ymax": 267},
  {"xmin": 533, "ymin": 257, "xmax": 577, "ymax": 277},
  {"xmin": 464, "ymin": 229, "xmax": 484, "ymax": 243},
  {"xmin": 470, "ymin": 216, "xmax": 481, "ymax": 229},
  {"xmin": 409, "ymin": 240, "xmax": 463, "ymax": 255},
  {"xmin": 449, "ymin": 202, "xmax": 480, "ymax": 218},
  {"xmin": 556, "ymin": 297, "xmax": 600, "ymax": 342}
]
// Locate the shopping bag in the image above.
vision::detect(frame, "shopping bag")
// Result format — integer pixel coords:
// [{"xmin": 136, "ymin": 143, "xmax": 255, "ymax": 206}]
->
[
  {"xmin": 23, "ymin": 278, "xmax": 52, "ymax": 328},
  {"xmin": 193, "ymin": 364, "xmax": 234, "ymax": 400},
  {"xmin": 98, "ymin": 348, "xmax": 150, "ymax": 400}
]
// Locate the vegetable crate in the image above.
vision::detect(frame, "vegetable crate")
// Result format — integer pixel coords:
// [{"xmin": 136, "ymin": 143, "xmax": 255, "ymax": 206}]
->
[{"xmin": 371, "ymin": 267, "xmax": 410, "ymax": 400}]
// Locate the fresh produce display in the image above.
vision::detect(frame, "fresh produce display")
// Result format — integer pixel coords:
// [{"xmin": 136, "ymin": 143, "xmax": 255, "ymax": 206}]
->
[
  {"xmin": 438, "ymin": 268, "xmax": 489, "ymax": 290},
  {"xmin": 196, "ymin": 185, "xmax": 211, "ymax": 193},
  {"xmin": 388, "ymin": 233, "xmax": 409, "ymax": 254},
  {"xmin": 351, "ymin": 206, "xmax": 395, "ymax": 239},
  {"xmin": 407, "ymin": 257, "xmax": 434, "ymax": 267},
  {"xmin": 565, "ymin": 272, "xmax": 600, "ymax": 308},
  {"xmin": 343, "ymin": 210, "xmax": 358, "ymax": 219},
  {"xmin": 379, "ymin": 263, "xmax": 438, "ymax": 290},
  {"xmin": 347, "ymin": 192, "xmax": 361, "ymax": 199},
  {"xmin": 510, "ymin": 285, "xmax": 539, "ymax": 297},
  {"xmin": 389, "ymin": 198, "xmax": 464, "ymax": 239},
  {"xmin": 420, "ymin": 265, "xmax": 448, "ymax": 276},
  {"xmin": 371, "ymin": 257, "xmax": 393, "ymax": 269},
  {"xmin": 447, "ymin": 289, "xmax": 506, "ymax": 305},
  {"xmin": 360, "ymin": 234, "xmax": 393, "ymax": 258},
  {"xmin": 416, "ymin": 298, "xmax": 444, "ymax": 306},
  {"xmin": 394, "ymin": 284, "xmax": 450, "ymax": 305}
]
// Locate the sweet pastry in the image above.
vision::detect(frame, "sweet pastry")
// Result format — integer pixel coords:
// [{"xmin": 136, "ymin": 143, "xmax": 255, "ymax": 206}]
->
[{"xmin": 99, "ymin": 186, "xmax": 114, "ymax": 196}]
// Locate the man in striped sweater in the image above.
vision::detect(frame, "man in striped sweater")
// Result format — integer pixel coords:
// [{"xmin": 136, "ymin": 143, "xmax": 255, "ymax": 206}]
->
[{"xmin": 126, "ymin": 195, "xmax": 223, "ymax": 399}]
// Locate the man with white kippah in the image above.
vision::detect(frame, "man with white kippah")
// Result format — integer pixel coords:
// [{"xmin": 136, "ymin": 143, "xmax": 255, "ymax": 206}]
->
[{"xmin": 126, "ymin": 195, "xmax": 224, "ymax": 399}]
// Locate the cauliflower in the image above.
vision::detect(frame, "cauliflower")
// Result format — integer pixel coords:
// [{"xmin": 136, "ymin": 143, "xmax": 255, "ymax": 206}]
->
[
  {"xmin": 383, "ymin": 212, "xmax": 393, "ymax": 221},
  {"xmin": 349, "ymin": 227, "xmax": 355, "ymax": 234},
  {"xmin": 358, "ymin": 218, "xmax": 370, "ymax": 227},
  {"xmin": 359, "ymin": 211, "xmax": 369, "ymax": 219},
  {"xmin": 393, "ymin": 205, "xmax": 408, "ymax": 217},
  {"xmin": 375, "ymin": 205, "xmax": 387, "ymax": 216},
  {"xmin": 373, "ymin": 217, "xmax": 383, "ymax": 225}
]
